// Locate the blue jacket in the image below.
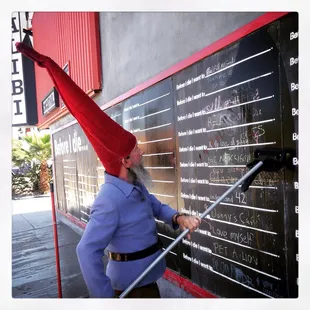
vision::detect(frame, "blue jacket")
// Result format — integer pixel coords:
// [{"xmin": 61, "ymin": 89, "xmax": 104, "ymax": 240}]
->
[{"xmin": 76, "ymin": 172, "xmax": 178, "ymax": 297}]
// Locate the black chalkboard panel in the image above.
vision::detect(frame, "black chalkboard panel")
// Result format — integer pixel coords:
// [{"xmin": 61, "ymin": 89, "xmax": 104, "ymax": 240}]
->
[
  {"xmin": 53, "ymin": 122, "xmax": 98, "ymax": 223},
  {"xmin": 105, "ymin": 78, "xmax": 180, "ymax": 273},
  {"xmin": 173, "ymin": 12, "xmax": 298, "ymax": 298}
]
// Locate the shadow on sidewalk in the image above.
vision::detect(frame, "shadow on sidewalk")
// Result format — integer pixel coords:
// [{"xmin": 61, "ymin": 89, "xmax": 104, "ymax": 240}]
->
[{"xmin": 12, "ymin": 206, "xmax": 89, "ymax": 298}]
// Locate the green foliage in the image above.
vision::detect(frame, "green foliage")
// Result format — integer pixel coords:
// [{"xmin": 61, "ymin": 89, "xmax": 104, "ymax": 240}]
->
[
  {"xmin": 28, "ymin": 162, "xmax": 41, "ymax": 192},
  {"xmin": 12, "ymin": 132, "xmax": 52, "ymax": 196},
  {"xmin": 22, "ymin": 133, "xmax": 51, "ymax": 162},
  {"xmin": 12, "ymin": 174, "xmax": 32, "ymax": 196},
  {"xmin": 12, "ymin": 139, "xmax": 32, "ymax": 167}
]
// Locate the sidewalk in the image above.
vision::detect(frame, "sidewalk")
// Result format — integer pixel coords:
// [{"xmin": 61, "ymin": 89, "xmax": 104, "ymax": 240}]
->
[
  {"xmin": 12, "ymin": 195, "xmax": 194, "ymax": 298},
  {"xmin": 12, "ymin": 195, "xmax": 89, "ymax": 298}
]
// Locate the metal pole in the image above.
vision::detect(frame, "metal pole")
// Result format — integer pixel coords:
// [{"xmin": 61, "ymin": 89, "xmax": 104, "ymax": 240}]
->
[
  {"xmin": 50, "ymin": 181, "xmax": 63, "ymax": 298},
  {"xmin": 120, "ymin": 161, "xmax": 264, "ymax": 298}
]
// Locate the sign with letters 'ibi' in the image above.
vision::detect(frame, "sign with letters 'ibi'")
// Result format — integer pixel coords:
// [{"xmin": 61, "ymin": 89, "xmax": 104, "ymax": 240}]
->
[{"xmin": 11, "ymin": 12, "xmax": 26, "ymax": 125}]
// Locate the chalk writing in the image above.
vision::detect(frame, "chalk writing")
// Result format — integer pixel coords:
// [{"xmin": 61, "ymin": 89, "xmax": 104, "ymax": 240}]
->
[
  {"xmin": 183, "ymin": 253, "xmax": 192, "ymax": 262},
  {"xmin": 181, "ymin": 208, "xmax": 202, "ymax": 217},
  {"xmin": 200, "ymin": 244, "xmax": 212, "ymax": 254},
  {"xmin": 210, "ymin": 193, "xmax": 234, "ymax": 204},
  {"xmin": 235, "ymin": 192, "xmax": 247, "ymax": 204},
  {"xmin": 180, "ymin": 162, "xmax": 208, "ymax": 168},
  {"xmin": 200, "ymin": 262, "xmax": 213, "ymax": 271},
  {"xmin": 229, "ymin": 231, "xmax": 254, "ymax": 246},
  {"xmin": 257, "ymin": 278, "xmax": 282, "ymax": 298},
  {"xmin": 206, "ymin": 58, "xmax": 235, "ymax": 76},
  {"xmin": 290, "ymin": 31, "xmax": 298, "ymax": 40},
  {"xmin": 212, "ymin": 257, "xmax": 230, "ymax": 275},
  {"xmin": 203, "ymin": 221, "xmax": 255, "ymax": 245},
  {"xmin": 213, "ymin": 242, "xmax": 228, "ymax": 256},
  {"xmin": 212, "ymin": 257, "xmax": 255, "ymax": 288},
  {"xmin": 292, "ymin": 108, "xmax": 298, "ymax": 116},
  {"xmin": 178, "ymin": 127, "xmax": 208, "ymax": 136},
  {"xmin": 179, "ymin": 145, "xmax": 208, "ymax": 152},
  {"xmin": 195, "ymin": 228, "xmax": 212, "ymax": 236},
  {"xmin": 207, "ymin": 153, "xmax": 252, "ymax": 166},
  {"xmin": 292, "ymin": 133, "xmax": 298, "ymax": 141},
  {"xmin": 180, "ymin": 178, "xmax": 209, "ymax": 184},
  {"xmin": 209, "ymin": 208, "xmax": 267, "ymax": 229},
  {"xmin": 124, "ymin": 116, "xmax": 140, "ymax": 123},
  {"xmin": 199, "ymin": 87, "xmax": 262, "ymax": 116},
  {"xmin": 181, "ymin": 192, "xmax": 208, "ymax": 201},
  {"xmin": 207, "ymin": 112, "xmax": 242, "ymax": 129},
  {"xmin": 211, "ymin": 209, "xmax": 238, "ymax": 223},
  {"xmin": 232, "ymin": 248, "xmax": 259, "ymax": 266},
  {"xmin": 290, "ymin": 57, "xmax": 298, "ymax": 66},
  {"xmin": 177, "ymin": 92, "xmax": 206, "ymax": 106},
  {"xmin": 291, "ymin": 83, "xmax": 298, "ymax": 91},
  {"xmin": 206, "ymin": 68, "xmax": 233, "ymax": 84},
  {"xmin": 230, "ymin": 264, "xmax": 254, "ymax": 287},
  {"xmin": 182, "ymin": 252, "xmax": 213, "ymax": 270}
]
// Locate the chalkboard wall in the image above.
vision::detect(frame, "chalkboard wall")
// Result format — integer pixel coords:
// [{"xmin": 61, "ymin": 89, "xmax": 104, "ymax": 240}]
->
[
  {"xmin": 172, "ymin": 12, "xmax": 298, "ymax": 298},
  {"xmin": 52, "ymin": 13, "xmax": 298, "ymax": 298}
]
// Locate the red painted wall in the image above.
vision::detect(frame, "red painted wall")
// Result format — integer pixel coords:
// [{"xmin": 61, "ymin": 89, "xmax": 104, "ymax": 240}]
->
[{"xmin": 32, "ymin": 12, "xmax": 102, "ymax": 128}]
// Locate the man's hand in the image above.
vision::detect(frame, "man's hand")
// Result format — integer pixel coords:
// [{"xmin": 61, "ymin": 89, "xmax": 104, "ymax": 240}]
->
[{"xmin": 177, "ymin": 215, "xmax": 201, "ymax": 240}]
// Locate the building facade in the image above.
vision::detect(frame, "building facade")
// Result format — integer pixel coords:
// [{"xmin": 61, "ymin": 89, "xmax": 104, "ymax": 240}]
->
[{"xmin": 24, "ymin": 12, "xmax": 298, "ymax": 298}]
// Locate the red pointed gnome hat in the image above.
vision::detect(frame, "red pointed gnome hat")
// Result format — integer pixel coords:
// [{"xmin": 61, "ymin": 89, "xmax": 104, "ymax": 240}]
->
[{"xmin": 15, "ymin": 42, "xmax": 136, "ymax": 176}]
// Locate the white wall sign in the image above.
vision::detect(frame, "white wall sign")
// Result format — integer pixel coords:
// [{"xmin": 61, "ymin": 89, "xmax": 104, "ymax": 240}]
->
[
  {"xmin": 12, "ymin": 12, "xmax": 27, "ymax": 125},
  {"xmin": 42, "ymin": 88, "xmax": 59, "ymax": 115}
]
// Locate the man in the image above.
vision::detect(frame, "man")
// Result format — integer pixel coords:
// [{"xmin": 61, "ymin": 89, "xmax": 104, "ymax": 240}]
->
[
  {"xmin": 16, "ymin": 42, "xmax": 201, "ymax": 298},
  {"xmin": 76, "ymin": 143, "xmax": 201, "ymax": 298}
]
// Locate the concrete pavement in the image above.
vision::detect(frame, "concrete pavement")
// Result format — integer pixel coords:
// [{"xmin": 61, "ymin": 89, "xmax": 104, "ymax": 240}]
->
[
  {"xmin": 12, "ymin": 195, "xmax": 193, "ymax": 298},
  {"xmin": 12, "ymin": 195, "xmax": 89, "ymax": 298}
]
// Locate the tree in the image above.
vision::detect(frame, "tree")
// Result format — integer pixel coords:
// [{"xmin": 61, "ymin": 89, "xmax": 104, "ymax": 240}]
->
[
  {"xmin": 12, "ymin": 133, "xmax": 52, "ymax": 194},
  {"xmin": 12, "ymin": 139, "xmax": 31, "ymax": 167}
]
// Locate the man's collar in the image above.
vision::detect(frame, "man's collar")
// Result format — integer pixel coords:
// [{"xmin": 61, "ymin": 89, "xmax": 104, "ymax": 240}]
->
[{"xmin": 104, "ymin": 172, "xmax": 141, "ymax": 197}]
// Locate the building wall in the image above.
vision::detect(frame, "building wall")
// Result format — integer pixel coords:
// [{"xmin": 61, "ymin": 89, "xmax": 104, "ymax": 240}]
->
[
  {"xmin": 31, "ymin": 12, "xmax": 102, "ymax": 129},
  {"xmin": 46, "ymin": 12, "xmax": 300, "ymax": 299},
  {"xmin": 98, "ymin": 12, "xmax": 263, "ymax": 105},
  {"xmin": 50, "ymin": 13, "xmax": 266, "ymax": 296},
  {"xmin": 50, "ymin": 12, "xmax": 263, "ymax": 131}
]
